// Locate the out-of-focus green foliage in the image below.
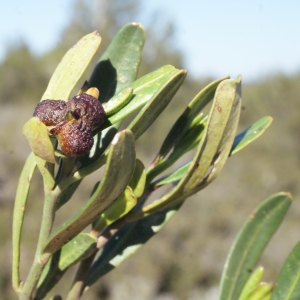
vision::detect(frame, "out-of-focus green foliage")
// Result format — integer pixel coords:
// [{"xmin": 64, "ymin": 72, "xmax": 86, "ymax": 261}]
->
[{"xmin": 219, "ymin": 192, "xmax": 292, "ymax": 300}]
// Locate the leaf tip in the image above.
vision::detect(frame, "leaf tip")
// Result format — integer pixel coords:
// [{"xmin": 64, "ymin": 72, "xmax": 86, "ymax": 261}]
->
[
  {"xmin": 280, "ymin": 191, "xmax": 293, "ymax": 200},
  {"xmin": 111, "ymin": 132, "xmax": 120, "ymax": 145}
]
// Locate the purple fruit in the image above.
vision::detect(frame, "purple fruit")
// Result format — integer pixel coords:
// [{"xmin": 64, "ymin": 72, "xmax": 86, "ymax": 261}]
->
[
  {"xmin": 67, "ymin": 94, "xmax": 106, "ymax": 130},
  {"xmin": 57, "ymin": 119, "xmax": 94, "ymax": 157},
  {"xmin": 32, "ymin": 91, "xmax": 106, "ymax": 157},
  {"xmin": 33, "ymin": 100, "xmax": 68, "ymax": 126}
]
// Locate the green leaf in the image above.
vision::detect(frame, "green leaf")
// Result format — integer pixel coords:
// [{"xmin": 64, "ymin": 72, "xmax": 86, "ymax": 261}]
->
[
  {"xmin": 20, "ymin": 30, "xmax": 101, "ymax": 207},
  {"xmin": 102, "ymin": 87, "xmax": 133, "ymax": 117},
  {"xmin": 154, "ymin": 116, "xmax": 272, "ymax": 188},
  {"xmin": 148, "ymin": 117, "xmax": 207, "ymax": 182},
  {"xmin": 22, "ymin": 117, "xmax": 57, "ymax": 164},
  {"xmin": 230, "ymin": 116, "xmax": 273, "ymax": 156},
  {"xmin": 85, "ymin": 203, "xmax": 182, "ymax": 287},
  {"xmin": 157, "ymin": 76, "xmax": 229, "ymax": 160},
  {"xmin": 105, "ymin": 65, "xmax": 182, "ymax": 126},
  {"xmin": 12, "ymin": 152, "xmax": 37, "ymax": 291},
  {"xmin": 239, "ymin": 266, "xmax": 265, "ymax": 300},
  {"xmin": 58, "ymin": 233, "xmax": 97, "ymax": 270},
  {"xmin": 55, "ymin": 180, "xmax": 82, "ymax": 210},
  {"xmin": 42, "ymin": 31, "xmax": 101, "ymax": 101},
  {"xmin": 173, "ymin": 117, "xmax": 206, "ymax": 154},
  {"xmin": 270, "ymin": 241, "xmax": 300, "ymax": 300},
  {"xmin": 128, "ymin": 76, "xmax": 242, "ymax": 219},
  {"xmin": 76, "ymin": 124, "xmax": 119, "ymax": 176},
  {"xmin": 36, "ymin": 233, "xmax": 96, "ymax": 299},
  {"xmin": 154, "ymin": 162, "xmax": 190, "ymax": 187},
  {"xmin": 129, "ymin": 159, "xmax": 146, "ymax": 198},
  {"xmin": 195, "ymin": 76, "xmax": 242, "ymax": 186},
  {"xmin": 127, "ymin": 69, "xmax": 187, "ymax": 140},
  {"xmin": 43, "ymin": 130, "xmax": 136, "ymax": 254},
  {"xmin": 78, "ymin": 23, "xmax": 145, "ymax": 173},
  {"xmin": 177, "ymin": 76, "xmax": 241, "ymax": 189},
  {"xmin": 219, "ymin": 192, "xmax": 292, "ymax": 300},
  {"xmin": 248, "ymin": 283, "xmax": 273, "ymax": 300},
  {"xmin": 92, "ymin": 186, "xmax": 137, "ymax": 234},
  {"xmin": 89, "ymin": 23, "xmax": 145, "ymax": 103}
]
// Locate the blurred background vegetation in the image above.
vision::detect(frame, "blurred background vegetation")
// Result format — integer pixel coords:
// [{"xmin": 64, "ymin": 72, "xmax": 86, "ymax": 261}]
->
[{"xmin": 1, "ymin": 1, "xmax": 300, "ymax": 299}]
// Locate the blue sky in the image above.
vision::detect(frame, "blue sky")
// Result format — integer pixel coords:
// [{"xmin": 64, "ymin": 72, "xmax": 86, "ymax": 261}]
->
[{"xmin": 1, "ymin": 0, "xmax": 300, "ymax": 82}]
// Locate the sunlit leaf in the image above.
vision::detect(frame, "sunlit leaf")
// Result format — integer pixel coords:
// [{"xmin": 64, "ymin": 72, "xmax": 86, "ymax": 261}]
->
[
  {"xmin": 129, "ymin": 159, "xmax": 146, "ymax": 198},
  {"xmin": 157, "ymin": 76, "xmax": 229, "ymax": 159},
  {"xmin": 79, "ymin": 23, "xmax": 145, "ymax": 171},
  {"xmin": 43, "ymin": 130, "xmax": 136, "ymax": 254},
  {"xmin": 42, "ymin": 31, "xmax": 101, "ymax": 101},
  {"xmin": 248, "ymin": 283, "xmax": 273, "ymax": 300},
  {"xmin": 36, "ymin": 233, "xmax": 96, "ymax": 299},
  {"xmin": 92, "ymin": 186, "xmax": 137, "ymax": 234},
  {"xmin": 239, "ymin": 266, "xmax": 265, "ymax": 300},
  {"xmin": 12, "ymin": 153, "xmax": 36, "ymax": 290},
  {"xmin": 22, "ymin": 117, "xmax": 57, "ymax": 164},
  {"xmin": 105, "ymin": 65, "xmax": 183, "ymax": 127},
  {"xmin": 85, "ymin": 203, "xmax": 182, "ymax": 287},
  {"xmin": 230, "ymin": 116, "xmax": 273, "ymax": 155},
  {"xmin": 128, "ymin": 76, "xmax": 242, "ymax": 219},
  {"xmin": 102, "ymin": 87, "xmax": 133, "ymax": 116},
  {"xmin": 89, "ymin": 23, "xmax": 145, "ymax": 103},
  {"xmin": 127, "ymin": 69, "xmax": 187, "ymax": 140}
]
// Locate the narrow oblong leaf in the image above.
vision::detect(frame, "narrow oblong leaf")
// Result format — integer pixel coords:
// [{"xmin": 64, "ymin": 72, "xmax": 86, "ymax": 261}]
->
[
  {"xmin": 128, "ymin": 76, "xmax": 242, "ymax": 220},
  {"xmin": 106, "ymin": 65, "xmax": 182, "ymax": 126},
  {"xmin": 85, "ymin": 203, "xmax": 182, "ymax": 287},
  {"xmin": 58, "ymin": 233, "xmax": 97, "ymax": 271},
  {"xmin": 129, "ymin": 159, "xmax": 146, "ymax": 198},
  {"xmin": 230, "ymin": 116, "xmax": 273, "ymax": 156},
  {"xmin": 146, "ymin": 117, "xmax": 207, "ymax": 184},
  {"xmin": 248, "ymin": 283, "xmax": 273, "ymax": 300},
  {"xmin": 239, "ymin": 266, "xmax": 265, "ymax": 300},
  {"xmin": 127, "ymin": 69, "xmax": 187, "ymax": 140},
  {"xmin": 79, "ymin": 23, "xmax": 144, "ymax": 172},
  {"xmin": 270, "ymin": 241, "xmax": 300, "ymax": 300},
  {"xmin": 102, "ymin": 87, "xmax": 133, "ymax": 117},
  {"xmin": 154, "ymin": 162, "xmax": 190, "ymax": 187},
  {"xmin": 19, "ymin": 29, "xmax": 99, "ymax": 219},
  {"xmin": 180, "ymin": 76, "xmax": 241, "ymax": 189},
  {"xmin": 76, "ymin": 124, "xmax": 119, "ymax": 177},
  {"xmin": 92, "ymin": 186, "xmax": 137, "ymax": 234},
  {"xmin": 219, "ymin": 192, "xmax": 292, "ymax": 300},
  {"xmin": 36, "ymin": 233, "xmax": 96, "ymax": 299},
  {"xmin": 158, "ymin": 76, "xmax": 229, "ymax": 159},
  {"xmin": 89, "ymin": 23, "xmax": 145, "ymax": 103},
  {"xmin": 43, "ymin": 130, "xmax": 136, "ymax": 254},
  {"xmin": 167, "ymin": 119, "xmax": 206, "ymax": 163},
  {"xmin": 12, "ymin": 153, "xmax": 36, "ymax": 290},
  {"xmin": 22, "ymin": 117, "xmax": 57, "ymax": 164},
  {"xmin": 154, "ymin": 116, "xmax": 272, "ymax": 188},
  {"xmin": 55, "ymin": 180, "xmax": 82, "ymax": 210},
  {"xmin": 42, "ymin": 31, "xmax": 101, "ymax": 101}
]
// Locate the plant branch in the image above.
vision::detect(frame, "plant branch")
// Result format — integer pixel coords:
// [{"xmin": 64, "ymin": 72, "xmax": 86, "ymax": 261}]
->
[
  {"xmin": 19, "ymin": 158, "xmax": 60, "ymax": 300},
  {"xmin": 19, "ymin": 189, "xmax": 58, "ymax": 299},
  {"xmin": 66, "ymin": 219, "xmax": 125, "ymax": 300}
]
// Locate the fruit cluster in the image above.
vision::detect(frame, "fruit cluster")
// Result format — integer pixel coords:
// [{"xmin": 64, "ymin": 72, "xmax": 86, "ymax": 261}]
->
[{"xmin": 33, "ymin": 93, "xmax": 106, "ymax": 157}]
